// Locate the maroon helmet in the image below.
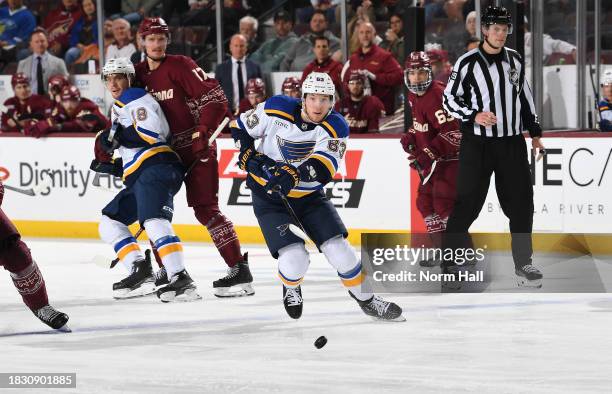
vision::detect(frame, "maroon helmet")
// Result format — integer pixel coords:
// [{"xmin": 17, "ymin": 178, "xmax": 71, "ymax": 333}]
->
[
  {"xmin": 48, "ymin": 75, "xmax": 70, "ymax": 100},
  {"xmin": 246, "ymin": 78, "xmax": 265, "ymax": 96},
  {"xmin": 138, "ymin": 17, "xmax": 170, "ymax": 39},
  {"xmin": 426, "ymin": 49, "xmax": 448, "ymax": 64},
  {"xmin": 60, "ymin": 85, "xmax": 81, "ymax": 101},
  {"xmin": 347, "ymin": 70, "xmax": 366, "ymax": 84},
  {"xmin": 281, "ymin": 76, "xmax": 301, "ymax": 95},
  {"xmin": 404, "ymin": 51, "xmax": 433, "ymax": 94},
  {"xmin": 11, "ymin": 72, "xmax": 30, "ymax": 88}
]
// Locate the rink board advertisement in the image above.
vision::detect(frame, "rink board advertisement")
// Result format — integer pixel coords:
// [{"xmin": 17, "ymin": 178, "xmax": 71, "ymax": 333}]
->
[{"xmin": 0, "ymin": 136, "xmax": 410, "ymax": 242}]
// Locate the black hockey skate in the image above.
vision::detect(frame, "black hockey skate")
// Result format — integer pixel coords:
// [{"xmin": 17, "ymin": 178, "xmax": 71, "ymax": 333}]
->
[
  {"xmin": 156, "ymin": 269, "xmax": 201, "ymax": 302},
  {"xmin": 350, "ymin": 292, "xmax": 405, "ymax": 322},
  {"xmin": 440, "ymin": 263, "xmax": 462, "ymax": 291},
  {"xmin": 283, "ymin": 285, "xmax": 303, "ymax": 319},
  {"xmin": 34, "ymin": 305, "xmax": 70, "ymax": 331},
  {"xmin": 515, "ymin": 264, "xmax": 543, "ymax": 288},
  {"xmin": 213, "ymin": 253, "xmax": 254, "ymax": 297},
  {"xmin": 154, "ymin": 266, "xmax": 169, "ymax": 290},
  {"xmin": 112, "ymin": 255, "xmax": 156, "ymax": 299}
]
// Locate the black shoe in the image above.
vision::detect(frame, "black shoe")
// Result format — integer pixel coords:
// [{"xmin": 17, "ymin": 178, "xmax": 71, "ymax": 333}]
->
[
  {"xmin": 112, "ymin": 255, "xmax": 155, "ymax": 299},
  {"xmin": 283, "ymin": 285, "xmax": 303, "ymax": 319},
  {"xmin": 156, "ymin": 269, "xmax": 201, "ymax": 302},
  {"xmin": 34, "ymin": 305, "xmax": 70, "ymax": 331},
  {"xmin": 515, "ymin": 264, "xmax": 543, "ymax": 288},
  {"xmin": 213, "ymin": 254, "xmax": 254, "ymax": 297},
  {"xmin": 349, "ymin": 292, "xmax": 405, "ymax": 322}
]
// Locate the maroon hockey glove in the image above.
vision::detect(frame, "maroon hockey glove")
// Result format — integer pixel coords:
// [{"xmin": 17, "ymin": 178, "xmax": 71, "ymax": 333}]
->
[
  {"xmin": 400, "ymin": 130, "xmax": 417, "ymax": 153},
  {"xmin": 94, "ymin": 130, "xmax": 114, "ymax": 163},
  {"xmin": 23, "ymin": 119, "xmax": 55, "ymax": 138},
  {"xmin": 191, "ymin": 126, "xmax": 210, "ymax": 157}
]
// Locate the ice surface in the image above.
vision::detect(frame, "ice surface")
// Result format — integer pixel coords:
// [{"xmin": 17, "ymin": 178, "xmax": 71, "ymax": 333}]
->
[{"xmin": 2, "ymin": 239, "xmax": 612, "ymax": 393}]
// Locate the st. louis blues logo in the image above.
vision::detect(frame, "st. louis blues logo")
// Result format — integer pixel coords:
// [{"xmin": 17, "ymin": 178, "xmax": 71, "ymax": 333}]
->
[
  {"xmin": 277, "ymin": 224, "xmax": 289, "ymax": 237},
  {"xmin": 276, "ymin": 136, "xmax": 315, "ymax": 164}
]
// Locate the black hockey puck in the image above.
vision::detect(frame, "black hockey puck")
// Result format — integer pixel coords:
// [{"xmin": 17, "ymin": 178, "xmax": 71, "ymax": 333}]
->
[{"xmin": 314, "ymin": 336, "xmax": 327, "ymax": 349}]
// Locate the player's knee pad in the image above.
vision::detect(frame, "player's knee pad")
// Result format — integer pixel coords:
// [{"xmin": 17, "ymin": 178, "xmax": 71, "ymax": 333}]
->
[
  {"xmin": 144, "ymin": 218, "xmax": 184, "ymax": 275},
  {"xmin": 143, "ymin": 218, "xmax": 175, "ymax": 242},
  {"xmin": 99, "ymin": 215, "xmax": 132, "ymax": 245},
  {"xmin": 1, "ymin": 239, "xmax": 33, "ymax": 274},
  {"xmin": 277, "ymin": 243, "xmax": 310, "ymax": 287},
  {"xmin": 193, "ymin": 204, "xmax": 221, "ymax": 227},
  {"xmin": 320, "ymin": 235, "xmax": 359, "ymax": 274}
]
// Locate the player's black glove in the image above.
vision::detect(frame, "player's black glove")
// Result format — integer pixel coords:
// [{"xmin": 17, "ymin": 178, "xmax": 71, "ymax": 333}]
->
[
  {"xmin": 97, "ymin": 126, "xmax": 120, "ymax": 154},
  {"xmin": 265, "ymin": 163, "xmax": 300, "ymax": 196},
  {"xmin": 90, "ymin": 158, "xmax": 123, "ymax": 178},
  {"xmin": 238, "ymin": 147, "xmax": 277, "ymax": 179}
]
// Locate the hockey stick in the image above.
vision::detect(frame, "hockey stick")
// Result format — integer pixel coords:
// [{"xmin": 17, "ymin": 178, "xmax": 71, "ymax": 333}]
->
[
  {"xmin": 184, "ymin": 117, "xmax": 229, "ymax": 176},
  {"xmin": 407, "ymin": 144, "xmax": 425, "ymax": 183},
  {"xmin": 3, "ymin": 178, "xmax": 52, "ymax": 196},
  {"xmin": 91, "ymin": 227, "xmax": 146, "ymax": 269}
]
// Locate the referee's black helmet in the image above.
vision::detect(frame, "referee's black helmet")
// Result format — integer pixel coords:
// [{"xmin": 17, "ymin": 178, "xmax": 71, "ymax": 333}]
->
[{"xmin": 481, "ymin": 6, "xmax": 513, "ymax": 34}]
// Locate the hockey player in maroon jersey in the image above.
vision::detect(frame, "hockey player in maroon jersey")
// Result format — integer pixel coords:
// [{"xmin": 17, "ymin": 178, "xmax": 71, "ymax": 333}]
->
[
  {"xmin": 238, "ymin": 78, "xmax": 267, "ymax": 114},
  {"xmin": 24, "ymin": 85, "xmax": 109, "ymax": 137},
  {"xmin": 281, "ymin": 76, "xmax": 301, "ymax": 98},
  {"xmin": 42, "ymin": 0, "xmax": 82, "ymax": 55},
  {"xmin": 335, "ymin": 70, "xmax": 385, "ymax": 134},
  {"xmin": 1, "ymin": 73, "xmax": 54, "ymax": 132},
  {"xmin": 134, "ymin": 17, "xmax": 253, "ymax": 297},
  {"xmin": 47, "ymin": 74, "xmax": 70, "ymax": 104},
  {"xmin": 399, "ymin": 51, "xmax": 461, "ymax": 266},
  {"xmin": 0, "ymin": 179, "xmax": 69, "ymax": 330}
]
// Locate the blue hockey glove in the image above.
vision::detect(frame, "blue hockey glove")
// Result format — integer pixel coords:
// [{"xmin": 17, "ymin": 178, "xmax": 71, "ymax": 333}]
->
[
  {"xmin": 265, "ymin": 163, "xmax": 300, "ymax": 196},
  {"xmin": 238, "ymin": 147, "xmax": 277, "ymax": 178}
]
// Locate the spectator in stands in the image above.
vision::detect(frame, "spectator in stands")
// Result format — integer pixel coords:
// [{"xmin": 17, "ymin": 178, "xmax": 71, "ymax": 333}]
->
[
  {"xmin": 17, "ymin": 29, "xmax": 69, "ymax": 96},
  {"xmin": 336, "ymin": 70, "xmax": 384, "ymax": 133},
  {"xmin": 380, "ymin": 13, "xmax": 405, "ymax": 65},
  {"xmin": 47, "ymin": 74, "xmax": 70, "ymax": 104},
  {"xmin": 599, "ymin": 70, "xmax": 612, "ymax": 132},
  {"xmin": 281, "ymin": 76, "xmax": 301, "ymax": 98},
  {"xmin": 0, "ymin": 0, "xmax": 36, "ymax": 66},
  {"xmin": 130, "ymin": 32, "xmax": 146, "ymax": 65},
  {"xmin": 239, "ymin": 15, "xmax": 262, "ymax": 54},
  {"xmin": 42, "ymin": 0, "xmax": 82, "ymax": 57},
  {"xmin": 280, "ymin": 10, "xmax": 341, "ymax": 72},
  {"xmin": 298, "ymin": 0, "xmax": 340, "ymax": 24},
  {"xmin": 426, "ymin": 48, "xmax": 451, "ymax": 82},
  {"xmin": 524, "ymin": 21, "xmax": 576, "ymax": 67},
  {"xmin": 161, "ymin": 0, "xmax": 189, "ymax": 24},
  {"xmin": 465, "ymin": 36, "xmax": 480, "ymax": 52},
  {"xmin": 301, "ymin": 36, "xmax": 343, "ymax": 94},
  {"xmin": 118, "ymin": 0, "xmax": 162, "ymax": 25},
  {"xmin": 1, "ymin": 73, "xmax": 53, "ymax": 132},
  {"xmin": 24, "ymin": 85, "xmax": 109, "ymax": 137},
  {"xmin": 215, "ymin": 34, "xmax": 262, "ymax": 114},
  {"xmin": 239, "ymin": 78, "xmax": 267, "ymax": 114},
  {"xmin": 64, "ymin": 0, "xmax": 99, "ymax": 67},
  {"xmin": 343, "ymin": 21, "xmax": 402, "ymax": 115},
  {"xmin": 105, "ymin": 18, "xmax": 136, "ymax": 60},
  {"xmin": 465, "ymin": 11, "xmax": 476, "ymax": 37},
  {"xmin": 249, "ymin": 10, "xmax": 298, "ymax": 74}
]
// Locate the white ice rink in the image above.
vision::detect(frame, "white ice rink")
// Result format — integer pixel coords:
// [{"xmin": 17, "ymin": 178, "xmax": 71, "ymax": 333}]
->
[{"xmin": 2, "ymin": 239, "xmax": 612, "ymax": 393}]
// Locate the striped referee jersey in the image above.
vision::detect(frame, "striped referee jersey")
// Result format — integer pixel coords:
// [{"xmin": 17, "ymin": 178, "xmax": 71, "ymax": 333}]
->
[{"xmin": 443, "ymin": 44, "xmax": 542, "ymax": 138}]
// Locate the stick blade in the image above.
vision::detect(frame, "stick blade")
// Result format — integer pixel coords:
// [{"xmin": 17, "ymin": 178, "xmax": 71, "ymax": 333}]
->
[{"xmin": 288, "ymin": 224, "xmax": 310, "ymax": 242}]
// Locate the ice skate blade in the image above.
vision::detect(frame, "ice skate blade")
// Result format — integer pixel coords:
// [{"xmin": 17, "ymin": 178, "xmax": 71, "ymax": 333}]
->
[
  {"xmin": 113, "ymin": 282, "xmax": 156, "ymax": 299},
  {"xmin": 158, "ymin": 287, "xmax": 202, "ymax": 303},
  {"xmin": 369, "ymin": 314, "xmax": 406, "ymax": 323},
  {"xmin": 214, "ymin": 283, "xmax": 255, "ymax": 298},
  {"xmin": 516, "ymin": 277, "xmax": 542, "ymax": 289},
  {"xmin": 56, "ymin": 324, "xmax": 72, "ymax": 333}
]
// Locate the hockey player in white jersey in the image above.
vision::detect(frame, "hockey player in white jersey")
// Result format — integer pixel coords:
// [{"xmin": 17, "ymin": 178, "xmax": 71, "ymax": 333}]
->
[
  {"xmin": 91, "ymin": 58, "xmax": 200, "ymax": 302},
  {"xmin": 230, "ymin": 72, "xmax": 404, "ymax": 321}
]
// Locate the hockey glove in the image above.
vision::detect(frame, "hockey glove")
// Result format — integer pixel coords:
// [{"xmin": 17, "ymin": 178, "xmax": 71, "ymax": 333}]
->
[
  {"xmin": 238, "ymin": 147, "xmax": 277, "ymax": 178},
  {"xmin": 90, "ymin": 158, "xmax": 124, "ymax": 178},
  {"xmin": 265, "ymin": 163, "xmax": 300, "ymax": 196},
  {"xmin": 23, "ymin": 119, "xmax": 55, "ymax": 138},
  {"xmin": 400, "ymin": 130, "xmax": 417, "ymax": 153},
  {"xmin": 191, "ymin": 126, "xmax": 210, "ymax": 157},
  {"xmin": 413, "ymin": 147, "xmax": 438, "ymax": 173}
]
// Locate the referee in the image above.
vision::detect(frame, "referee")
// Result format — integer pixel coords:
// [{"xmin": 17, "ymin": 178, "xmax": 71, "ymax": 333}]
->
[{"xmin": 442, "ymin": 6, "xmax": 545, "ymax": 287}]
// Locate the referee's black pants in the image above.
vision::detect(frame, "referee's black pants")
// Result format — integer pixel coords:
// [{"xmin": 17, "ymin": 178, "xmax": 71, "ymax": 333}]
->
[{"xmin": 445, "ymin": 133, "xmax": 534, "ymax": 268}]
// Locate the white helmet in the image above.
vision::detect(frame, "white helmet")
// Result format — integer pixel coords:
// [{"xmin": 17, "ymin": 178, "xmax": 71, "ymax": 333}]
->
[
  {"xmin": 301, "ymin": 72, "xmax": 336, "ymax": 121},
  {"xmin": 601, "ymin": 69, "xmax": 612, "ymax": 86},
  {"xmin": 102, "ymin": 57, "xmax": 136, "ymax": 83}
]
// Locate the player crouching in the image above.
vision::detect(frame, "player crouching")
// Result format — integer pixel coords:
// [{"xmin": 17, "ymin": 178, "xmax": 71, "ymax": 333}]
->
[
  {"xmin": 92, "ymin": 58, "xmax": 200, "ymax": 302},
  {"xmin": 231, "ymin": 72, "xmax": 404, "ymax": 321}
]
